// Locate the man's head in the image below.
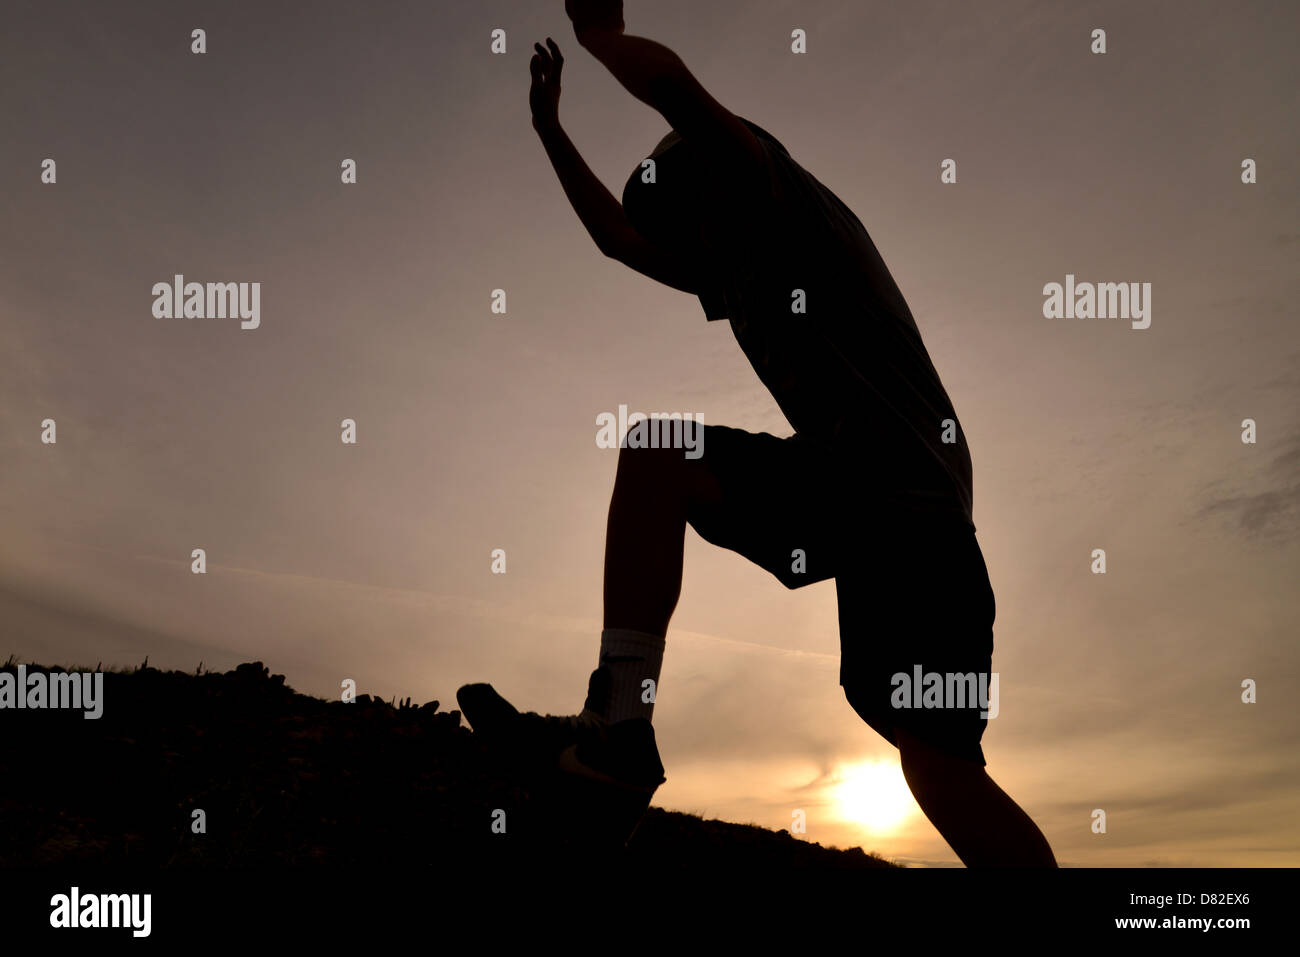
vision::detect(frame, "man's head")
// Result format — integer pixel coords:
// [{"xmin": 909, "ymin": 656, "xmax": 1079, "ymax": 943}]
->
[
  {"xmin": 621, "ymin": 119, "xmax": 784, "ymax": 256},
  {"xmin": 621, "ymin": 129, "xmax": 710, "ymax": 255}
]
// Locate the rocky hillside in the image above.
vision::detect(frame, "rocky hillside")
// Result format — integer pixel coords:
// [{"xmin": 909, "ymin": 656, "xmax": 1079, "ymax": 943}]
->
[{"xmin": 0, "ymin": 660, "xmax": 895, "ymax": 869}]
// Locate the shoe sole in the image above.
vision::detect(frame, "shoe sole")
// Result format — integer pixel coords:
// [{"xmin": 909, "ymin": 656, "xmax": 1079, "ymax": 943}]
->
[{"xmin": 544, "ymin": 759, "xmax": 659, "ymax": 850}]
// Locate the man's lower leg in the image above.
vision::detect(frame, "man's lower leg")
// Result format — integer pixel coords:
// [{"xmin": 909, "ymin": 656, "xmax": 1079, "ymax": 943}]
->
[
  {"xmin": 587, "ymin": 437, "xmax": 720, "ymax": 723},
  {"xmin": 897, "ymin": 727, "xmax": 1058, "ymax": 868}
]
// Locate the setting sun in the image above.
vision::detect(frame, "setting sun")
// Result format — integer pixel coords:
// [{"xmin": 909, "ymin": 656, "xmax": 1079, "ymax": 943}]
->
[{"xmin": 832, "ymin": 760, "xmax": 918, "ymax": 834}]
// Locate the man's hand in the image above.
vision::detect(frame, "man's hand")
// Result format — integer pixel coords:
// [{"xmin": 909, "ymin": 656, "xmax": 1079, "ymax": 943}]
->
[
  {"xmin": 565, "ymin": 0, "xmax": 624, "ymax": 44},
  {"xmin": 529, "ymin": 38, "xmax": 564, "ymax": 133}
]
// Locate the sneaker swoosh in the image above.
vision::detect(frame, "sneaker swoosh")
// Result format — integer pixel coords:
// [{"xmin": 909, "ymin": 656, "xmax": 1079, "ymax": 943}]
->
[{"xmin": 556, "ymin": 745, "xmax": 664, "ymax": 793}]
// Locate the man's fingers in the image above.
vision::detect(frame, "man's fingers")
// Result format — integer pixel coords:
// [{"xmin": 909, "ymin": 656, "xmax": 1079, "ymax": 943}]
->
[
  {"xmin": 529, "ymin": 52, "xmax": 544, "ymax": 81},
  {"xmin": 531, "ymin": 40, "xmax": 563, "ymax": 88}
]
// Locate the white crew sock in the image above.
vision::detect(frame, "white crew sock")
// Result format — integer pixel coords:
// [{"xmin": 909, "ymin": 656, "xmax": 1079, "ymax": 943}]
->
[{"xmin": 585, "ymin": 628, "xmax": 665, "ymax": 723}]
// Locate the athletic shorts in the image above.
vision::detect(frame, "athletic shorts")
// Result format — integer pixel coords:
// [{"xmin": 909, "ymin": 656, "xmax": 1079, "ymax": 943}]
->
[{"xmin": 683, "ymin": 423, "xmax": 996, "ymax": 765}]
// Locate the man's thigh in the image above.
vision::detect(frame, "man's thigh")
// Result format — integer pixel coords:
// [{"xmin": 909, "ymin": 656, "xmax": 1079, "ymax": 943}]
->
[
  {"xmin": 837, "ymin": 524, "xmax": 996, "ymax": 765},
  {"xmin": 685, "ymin": 424, "xmax": 847, "ymax": 588}
]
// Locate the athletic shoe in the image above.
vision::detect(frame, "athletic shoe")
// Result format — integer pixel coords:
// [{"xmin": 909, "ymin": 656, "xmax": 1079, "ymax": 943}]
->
[{"xmin": 457, "ymin": 666, "xmax": 666, "ymax": 792}]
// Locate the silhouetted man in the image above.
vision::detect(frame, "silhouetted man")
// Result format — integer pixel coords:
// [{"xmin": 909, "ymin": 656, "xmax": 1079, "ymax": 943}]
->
[{"xmin": 459, "ymin": 1, "xmax": 1057, "ymax": 867}]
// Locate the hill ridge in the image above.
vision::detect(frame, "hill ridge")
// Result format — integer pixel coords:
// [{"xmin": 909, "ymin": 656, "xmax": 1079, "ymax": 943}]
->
[{"xmin": 0, "ymin": 659, "xmax": 896, "ymax": 869}]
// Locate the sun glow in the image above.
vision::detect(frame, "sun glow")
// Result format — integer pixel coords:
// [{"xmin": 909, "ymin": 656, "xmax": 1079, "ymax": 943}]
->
[{"xmin": 832, "ymin": 760, "xmax": 917, "ymax": 834}]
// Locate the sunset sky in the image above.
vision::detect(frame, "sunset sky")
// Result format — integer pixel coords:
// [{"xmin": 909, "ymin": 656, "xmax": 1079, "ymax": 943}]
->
[{"xmin": 2, "ymin": 0, "xmax": 1297, "ymax": 866}]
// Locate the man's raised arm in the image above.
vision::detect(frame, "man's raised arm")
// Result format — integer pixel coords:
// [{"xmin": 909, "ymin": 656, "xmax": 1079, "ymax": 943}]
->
[
  {"xmin": 567, "ymin": 1, "xmax": 765, "ymax": 176},
  {"xmin": 529, "ymin": 38, "xmax": 704, "ymax": 294}
]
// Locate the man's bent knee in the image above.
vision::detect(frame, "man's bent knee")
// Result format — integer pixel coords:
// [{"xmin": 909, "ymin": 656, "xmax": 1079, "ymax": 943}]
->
[
  {"xmin": 617, "ymin": 419, "xmax": 713, "ymax": 488},
  {"xmin": 896, "ymin": 726, "xmax": 985, "ymax": 783},
  {"xmin": 620, "ymin": 416, "xmax": 702, "ymax": 451}
]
